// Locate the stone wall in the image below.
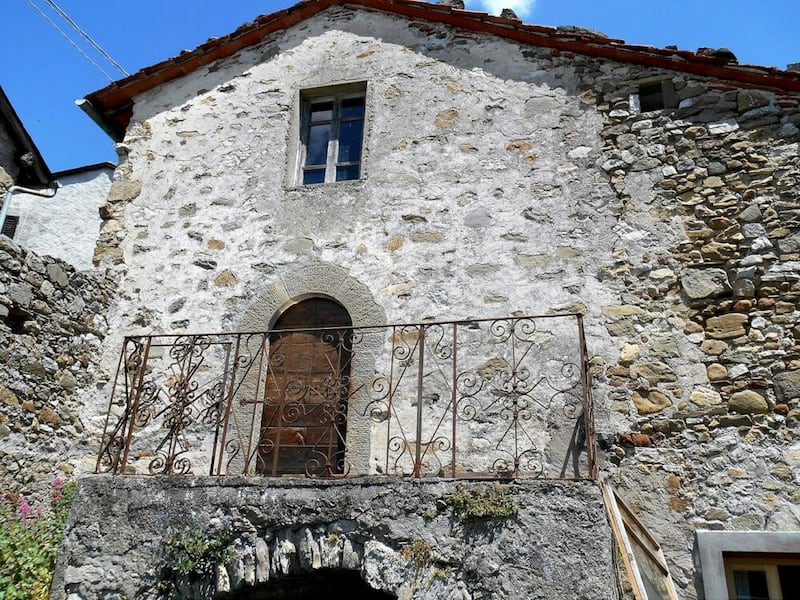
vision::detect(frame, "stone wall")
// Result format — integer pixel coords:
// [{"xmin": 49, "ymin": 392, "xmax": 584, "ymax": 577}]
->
[
  {"xmin": 0, "ymin": 235, "xmax": 113, "ymax": 502},
  {"xmin": 582, "ymin": 47, "xmax": 800, "ymax": 595},
  {"xmin": 51, "ymin": 477, "xmax": 615, "ymax": 600},
  {"xmin": 76, "ymin": 5, "xmax": 800, "ymax": 598}
]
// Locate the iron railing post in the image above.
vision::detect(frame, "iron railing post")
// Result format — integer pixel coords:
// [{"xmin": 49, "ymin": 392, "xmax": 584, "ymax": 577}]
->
[
  {"xmin": 577, "ymin": 314, "xmax": 597, "ymax": 479},
  {"xmin": 450, "ymin": 323, "xmax": 458, "ymax": 478},
  {"xmin": 413, "ymin": 325, "xmax": 425, "ymax": 478},
  {"xmin": 217, "ymin": 334, "xmax": 245, "ymax": 475},
  {"xmin": 118, "ymin": 336, "xmax": 152, "ymax": 474}
]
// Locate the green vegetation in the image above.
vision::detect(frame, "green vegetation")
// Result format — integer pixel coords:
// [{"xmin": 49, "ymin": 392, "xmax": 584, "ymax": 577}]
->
[
  {"xmin": 157, "ymin": 518, "xmax": 233, "ymax": 597},
  {"xmin": 446, "ymin": 484, "xmax": 518, "ymax": 522},
  {"xmin": 422, "ymin": 506, "xmax": 438, "ymax": 521},
  {"xmin": 401, "ymin": 539, "xmax": 434, "ymax": 570},
  {"xmin": 0, "ymin": 477, "xmax": 75, "ymax": 600}
]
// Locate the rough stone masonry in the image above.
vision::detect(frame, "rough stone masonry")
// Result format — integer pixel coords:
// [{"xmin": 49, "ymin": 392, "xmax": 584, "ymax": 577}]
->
[
  {"xmin": 0, "ymin": 235, "xmax": 113, "ymax": 503},
  {"xmin": 37, "ymin": 2, "xmax": 800, "ymax": 598}
]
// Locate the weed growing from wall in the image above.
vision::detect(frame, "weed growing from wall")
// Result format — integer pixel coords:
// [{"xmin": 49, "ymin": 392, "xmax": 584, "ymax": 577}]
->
[
  {"xmin": 401, "ymin": 539, "xmax": 434, "ymax": 570},
  {"xmin": 156, "ymin": 517, "xmax": 234, "ymax": 598},
  {"xmin": 446, "ymin": 484, "xmax": 518, "ymax": 523},
  {"xmin": 0, "ymin": 477, "xmax": 75, "ymax": 600}
]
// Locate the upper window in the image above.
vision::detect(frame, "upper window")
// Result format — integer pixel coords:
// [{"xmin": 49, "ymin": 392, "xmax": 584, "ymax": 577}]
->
[
  {"xmin": 634, "ymin": 79, "xmax": 677, "ymax": 113},
  {"xmin": 299, "ymin": 85, "xmax": 366, "ymax": 185}
]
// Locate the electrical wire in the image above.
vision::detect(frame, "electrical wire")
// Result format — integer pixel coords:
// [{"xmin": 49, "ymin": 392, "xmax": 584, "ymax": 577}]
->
[
  {"xmin": 26, "ymin": 0, "xmax": 115, "ymax": 81},
  {"xmin": 40, "ymin": 0, "xmax": 129, "ymax": 77}
]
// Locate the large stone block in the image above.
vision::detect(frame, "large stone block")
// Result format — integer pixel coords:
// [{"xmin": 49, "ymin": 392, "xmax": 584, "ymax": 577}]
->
[
  {"xmin": 681, "ymin": 268, "xmax": 729, "ymax": 301},
  {"xmin": 774, "ymin": 371, "xmax": 800, "ymax": 403}
]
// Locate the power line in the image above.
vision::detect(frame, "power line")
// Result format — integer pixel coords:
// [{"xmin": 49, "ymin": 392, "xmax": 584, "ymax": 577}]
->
[
  {"xmin": 26, "ymin": 0, "xmax": 115, "ymax": 81},
  {"xmin": 40, "ymin": 0, "xmax": 129, "ymax": 77}
]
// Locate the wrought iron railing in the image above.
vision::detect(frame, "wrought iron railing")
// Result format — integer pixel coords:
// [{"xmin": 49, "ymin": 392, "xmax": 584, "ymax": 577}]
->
[{"xmin": 97, "ymin": 314, "xmax": 597, "ymax": 480}]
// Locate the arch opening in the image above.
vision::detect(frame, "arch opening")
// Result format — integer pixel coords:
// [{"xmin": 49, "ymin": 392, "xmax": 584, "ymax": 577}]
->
[{"xmin": 217, "ymin": 569, "xmax": 397, "ymax": 599}]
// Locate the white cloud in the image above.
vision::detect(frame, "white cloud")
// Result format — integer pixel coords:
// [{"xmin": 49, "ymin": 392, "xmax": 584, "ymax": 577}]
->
[{"xmin": 469, "ymin": 0, "xmax": 537, "ymax": 20}]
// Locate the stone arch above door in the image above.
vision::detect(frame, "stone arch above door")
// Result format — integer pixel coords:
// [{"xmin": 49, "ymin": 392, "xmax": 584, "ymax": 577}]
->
[
  {"xmin": 236, "ymin": 262, "xmax": 386, "ymax": 476},
  {"xmin": 239, "ymin": 262, "xmax": 385, "ymax": 333}
]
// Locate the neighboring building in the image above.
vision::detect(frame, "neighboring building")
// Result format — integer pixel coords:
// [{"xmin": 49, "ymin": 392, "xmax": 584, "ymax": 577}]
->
[
  {"xmin": 0, "ymin": 85, "xmax": 51, "ymax": 193},
  {"xmin": 0, "ymin": 87, "xmax": 115, "ymax": 270},
  {"xmin": 6, "ymin": 163, "xmax": 115, "ymax": 270},
  {"xmin": 53, "ymin": 1, "xmax": 800, "ymax": 598}
]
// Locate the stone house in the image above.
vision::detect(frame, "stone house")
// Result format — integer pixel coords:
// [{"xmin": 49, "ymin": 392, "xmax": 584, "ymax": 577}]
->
[
  {"xmin": 0, "ymin": 85, "xmax": 52, "ymax": 192},
  {"xmin": 52, "ymin": 0, "xmax": 800, "ymax": 598}
]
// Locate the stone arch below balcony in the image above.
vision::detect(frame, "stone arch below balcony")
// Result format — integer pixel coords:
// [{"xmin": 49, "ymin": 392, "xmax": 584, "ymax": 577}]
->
[
  {"xmin": 229, "ymin": 262, "xmax": 387, "ymax": 477},
  {"xmin": 213, "ymin": 528, "xmax": 460, "ymax": 600}
]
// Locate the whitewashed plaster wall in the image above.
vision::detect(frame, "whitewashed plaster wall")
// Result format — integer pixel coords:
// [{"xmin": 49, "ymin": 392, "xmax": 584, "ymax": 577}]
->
[
  {"xmin": 7, "ymin": 166, "xmax": 113, "ymax": 270},
  {"xmin": 101, "ymin": 7, "xmax": 624, "ymax": 352}
]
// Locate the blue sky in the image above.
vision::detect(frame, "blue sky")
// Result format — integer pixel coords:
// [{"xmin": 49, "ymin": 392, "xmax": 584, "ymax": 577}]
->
[{"xmin": 1, "ymin": 0, "xmax": 798, "ymax": 172}]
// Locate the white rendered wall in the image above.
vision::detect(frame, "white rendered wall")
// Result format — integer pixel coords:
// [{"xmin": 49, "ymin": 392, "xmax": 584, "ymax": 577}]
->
[{"xmin": 8, "ymin": 167, "xmax": 112, "ymax": 270}]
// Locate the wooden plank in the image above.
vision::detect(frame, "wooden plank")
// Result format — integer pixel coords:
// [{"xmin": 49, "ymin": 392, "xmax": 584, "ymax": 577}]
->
[{"xmin": 602, "ymin": 479, "xmax": 680, "ymax": 600}]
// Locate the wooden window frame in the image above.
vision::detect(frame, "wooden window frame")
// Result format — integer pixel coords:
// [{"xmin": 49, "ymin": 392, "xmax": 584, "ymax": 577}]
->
[
  {"xmin": 697, "ymin": 531, "xmax": 800, "ymax": 600},
  {"xmin": 724, "ymin": 554, "xmax": 800, "ymax": 600},
  {"xmin": 298, "ymin": 83, "xmax": 367, "ymax": 185}
]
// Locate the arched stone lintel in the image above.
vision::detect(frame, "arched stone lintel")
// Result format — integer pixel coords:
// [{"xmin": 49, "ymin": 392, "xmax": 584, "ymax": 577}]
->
[
  {"xmin": 214, "ymin": 529, "xmax": 461, "ymax": 599},
  {"xmin": 234, "ymin": 262, "xmax": 386, "ymax": 476},
  {"xmin": 239, "ymin": 262, "xmax": 386, "ymax": 332}
]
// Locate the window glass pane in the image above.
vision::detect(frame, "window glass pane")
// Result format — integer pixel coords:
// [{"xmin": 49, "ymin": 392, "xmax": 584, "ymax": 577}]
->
[
  {"xmin": 341, "ymin": 97, "xmax": 365, "ymax": 119},
  {"xmin": 305, "ymin": 123, "xmax": 331, "ymax": 166},
  {"xmin": 337, "ymin": 120, "xmax": 364, "ymax": 163},
  {"xmin": 303, "ymin": 169, "xmax": 325, "ymax": 185},
  {"xmin": 309, "ymin": 101, "xmax": 333, "ymax": 122},
  {"xmin": 778, "ymin": 565, "xmax": 800, "ymax": 596},
  {"xmin": 336, "ymin": 165, "xmax": 360, "ymax": 182},
  {"xmin": 733, "ymin": 570, "xmax": 769, "ymax": 600}
]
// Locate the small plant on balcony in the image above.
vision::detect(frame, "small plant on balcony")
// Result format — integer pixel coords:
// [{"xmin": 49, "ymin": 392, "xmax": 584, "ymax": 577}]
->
[
  {"xmin": 0, "ymin": 477, "xmax": 75, "ymax": 600},
  {"xmin": 156, "ymin": 517, "xmax": 234, "ymax": 598},
  {"xmin": 446, "ymin": 484, "xmax": 518, "ymax": 523}
]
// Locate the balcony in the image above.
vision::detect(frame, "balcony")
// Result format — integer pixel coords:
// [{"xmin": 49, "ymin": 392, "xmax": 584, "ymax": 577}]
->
[{"xmin": 97, "ymin": 313, "xmax": 597, "ymax": 480}]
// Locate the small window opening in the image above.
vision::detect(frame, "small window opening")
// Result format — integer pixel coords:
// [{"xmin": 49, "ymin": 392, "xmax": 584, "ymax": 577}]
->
[
  {"xmin": 1, "ymin": 215, "xmax": 19, "ymax": 239},
  {"xmin": 637, "ymin": 80, "xmax": 676, "ymax": 112},
  {"xmin": 299, "ymin": 84, "xmax": 366, "ymax": 185},
  {"xmin": 4, "ymin": 306, "xmax": 32, "ymax": 334}
]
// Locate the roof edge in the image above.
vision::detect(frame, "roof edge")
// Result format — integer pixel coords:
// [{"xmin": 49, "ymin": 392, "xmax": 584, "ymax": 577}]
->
[
  {"xmin": 52, "ymin": 161, "xmax": 117, "ymax": 179},
  {"xmin": 0, "ymin": 86, "xmax": 52, "ymax": 185},
  {"xmin": 83, "ymin": 0, "xmax": 800, "ymax": 139}
]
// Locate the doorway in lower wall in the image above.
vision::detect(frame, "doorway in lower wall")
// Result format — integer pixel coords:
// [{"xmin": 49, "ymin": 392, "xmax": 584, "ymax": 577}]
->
[{"xmin": 216, "ymin": 569, "xmax": 397, "ymax": 600}]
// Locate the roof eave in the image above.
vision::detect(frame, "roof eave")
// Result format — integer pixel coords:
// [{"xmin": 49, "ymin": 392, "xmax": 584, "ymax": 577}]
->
[
  {"xmin": 82, "ymin": 0, "xmax": 800, "ymax": 140},
  {"xmin": 0, "ymin": 86, "xmax": 52, "ymax": 185}
]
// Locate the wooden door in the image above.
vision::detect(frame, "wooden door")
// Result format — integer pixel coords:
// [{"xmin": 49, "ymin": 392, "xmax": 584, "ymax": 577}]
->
[{"xmin": 257, "ymin": 298, "xmax": 352, "ymax": 476}]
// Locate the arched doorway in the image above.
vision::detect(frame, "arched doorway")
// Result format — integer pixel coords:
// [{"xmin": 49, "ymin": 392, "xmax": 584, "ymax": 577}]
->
[
  {"xmin": 257, "ymin": 298, "xmax": 353, "ymax": 476},
  {"xmin": 217, "ymin": 569, "xmax": 396, "ymax": 599}
]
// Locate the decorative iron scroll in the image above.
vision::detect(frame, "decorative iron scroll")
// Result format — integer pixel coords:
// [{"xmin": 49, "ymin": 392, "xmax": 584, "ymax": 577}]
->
[{"xmin": 97, "ymin": 314, "xmax": 596, "ymax": 480}]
